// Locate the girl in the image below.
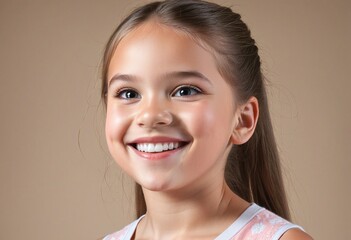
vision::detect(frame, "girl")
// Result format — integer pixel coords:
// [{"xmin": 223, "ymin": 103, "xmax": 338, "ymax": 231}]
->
[{"xmin": 101, "ymin": 0, "xmax": 312, "ymax": 239}]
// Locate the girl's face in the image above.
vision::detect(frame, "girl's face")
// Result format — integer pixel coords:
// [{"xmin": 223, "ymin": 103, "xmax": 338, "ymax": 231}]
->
[{"xmin": 105, "ymin": 21, "xmax": 239, "ymax": 193}]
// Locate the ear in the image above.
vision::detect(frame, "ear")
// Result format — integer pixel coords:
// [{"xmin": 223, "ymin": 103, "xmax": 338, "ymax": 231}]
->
[{"xmin": 231, "ymin": 97, "xmax": 259, "ymax": 145}]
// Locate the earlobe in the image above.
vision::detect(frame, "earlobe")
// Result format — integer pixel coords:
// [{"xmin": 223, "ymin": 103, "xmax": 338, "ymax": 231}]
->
[{"xmin": 231, "ymin": 97, "xmax": 259, "ymax": 145}]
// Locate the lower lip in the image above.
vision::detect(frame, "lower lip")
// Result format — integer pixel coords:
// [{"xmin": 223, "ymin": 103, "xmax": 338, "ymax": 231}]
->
[{"xmin": 130, "ymin": 145, "xmax": 185, "ymax": 161}]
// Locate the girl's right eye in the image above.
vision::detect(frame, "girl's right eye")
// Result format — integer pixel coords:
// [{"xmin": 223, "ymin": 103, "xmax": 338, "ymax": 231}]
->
[{"xmin": 115, "ymin": 89, "xmax": 141, "ymax": 99}]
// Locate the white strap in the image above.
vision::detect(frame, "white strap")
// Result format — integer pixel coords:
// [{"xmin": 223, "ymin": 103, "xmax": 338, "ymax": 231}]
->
[
  {"xmin": 215, "ymin": 203, "xmax": 263, "ymax": 240},
  {"xmin": 122, "ymin": 215, "xmax": 145, "ymax": 240}
]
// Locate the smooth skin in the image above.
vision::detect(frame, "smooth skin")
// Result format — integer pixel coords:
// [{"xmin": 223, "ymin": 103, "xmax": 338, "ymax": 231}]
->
[{"xmin": 105, "ymin": 20, "xmax": 312, "ymax": 240}]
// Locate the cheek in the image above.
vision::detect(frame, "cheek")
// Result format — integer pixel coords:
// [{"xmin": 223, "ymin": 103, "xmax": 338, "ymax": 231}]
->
[
  {"xmin": 179, "ymin": 100, "xmax": 232, "ymax": 140},
  {"xmin": 105, "ymin": 104, "xmax": 127, "ymax": 145},
  {"xmin": 191, "ymin": 104, "xmax": 216, "ymax": 137},
  {"xmin": 105, "ymin": 104, "xmax": 135, "ymax": 171},
  {"xmin": 178, "ymin": 100, "xmax": 234, "ymax": 180}
]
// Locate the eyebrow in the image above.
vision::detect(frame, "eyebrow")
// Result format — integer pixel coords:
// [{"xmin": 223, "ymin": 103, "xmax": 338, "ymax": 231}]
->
[
  {"xmin": 108, "ymin": 70, "xmax": 212, "ymax": 89},
  {"xmin": 108, "ymin": 74, "xmax": 138, "ymax": 88}
]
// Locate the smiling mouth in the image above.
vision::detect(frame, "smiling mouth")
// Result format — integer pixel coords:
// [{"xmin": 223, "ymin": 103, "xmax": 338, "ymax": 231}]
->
[{"xmin": 130, "ymin": 142, "xmax": 188, "ymax": 153}]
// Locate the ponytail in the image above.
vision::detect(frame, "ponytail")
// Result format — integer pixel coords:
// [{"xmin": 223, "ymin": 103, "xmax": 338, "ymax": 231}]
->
[{"xmin": 226, "ymin": 90, "xmax": 291, "ymax": 220}]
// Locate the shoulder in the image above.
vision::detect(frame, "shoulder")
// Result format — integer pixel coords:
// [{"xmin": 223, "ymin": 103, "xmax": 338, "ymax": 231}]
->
[
  {"xmin": 234, "ymin": 205, "xmax": 310, "ymax": 240},
  {"xmin": 280, "ymin": 228, "xmax": 313, "ymax": 240}
]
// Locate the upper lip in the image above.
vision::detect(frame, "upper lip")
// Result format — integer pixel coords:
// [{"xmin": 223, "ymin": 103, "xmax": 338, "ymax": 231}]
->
[{"xmin": 127, "ymin": 136, "xmax": 190, "ymax": 144}]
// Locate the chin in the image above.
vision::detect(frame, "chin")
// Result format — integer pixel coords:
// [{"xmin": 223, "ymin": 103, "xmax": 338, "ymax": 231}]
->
[
  {"xmin": 136, "ymin": 176, "xmax": 179, "ymax": 193},
  {"xmin": 139, "ymin": 181, "xmax": 172, "ymax": 192}
]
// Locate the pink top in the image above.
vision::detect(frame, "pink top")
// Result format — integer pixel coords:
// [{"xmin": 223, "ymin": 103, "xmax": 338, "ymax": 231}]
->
[{"xmin": 103, "ymin": 204, "xmax": 303, "ymax": 240}]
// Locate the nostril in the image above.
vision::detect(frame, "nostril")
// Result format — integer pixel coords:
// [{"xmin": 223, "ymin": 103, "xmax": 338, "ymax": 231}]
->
[
  {"xmin": 136, "ymin": 110, "xmax": 173, "ymax": 128},
  {"xmin": 156, "ymin": 111, "xmax": 173, "ymax": 125}
]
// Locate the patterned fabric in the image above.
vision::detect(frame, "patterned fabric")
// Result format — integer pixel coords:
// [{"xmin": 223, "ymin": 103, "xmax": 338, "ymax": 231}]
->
[
  {"xmin": 103, "ymin": 204, "xmax": 303, "ymax": 240},
  {"xmin": 230, "ymin": 209, "xmax": 302, "ymax": 240}
]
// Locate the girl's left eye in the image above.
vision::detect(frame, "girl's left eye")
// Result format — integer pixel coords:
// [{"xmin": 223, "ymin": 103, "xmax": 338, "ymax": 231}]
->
[{"xmin": 172, "ymin": 86, "xmax": 202, "ymax": 97}]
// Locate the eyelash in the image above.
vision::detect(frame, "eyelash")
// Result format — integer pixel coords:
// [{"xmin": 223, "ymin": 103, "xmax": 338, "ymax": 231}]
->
[
  {"xmin": 172, "ymin": 85, "xmax": 202, "ymax": 97},
  {"xmin": 114, "ymin": 88, "xmax": 140, "ymax": 99},
  {"xmin": 113, "ymin": 85, "xmax": 203, "ymax": 100}
]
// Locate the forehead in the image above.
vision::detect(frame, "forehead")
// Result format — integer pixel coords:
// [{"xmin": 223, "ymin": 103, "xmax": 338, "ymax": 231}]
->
[
  {"xmin": 108, "ymin": 20, "xmax": 219, "ymax": 79},
  {"xmin": 118, "ymin": 20, "xmax": 199, "ymax": 51}
]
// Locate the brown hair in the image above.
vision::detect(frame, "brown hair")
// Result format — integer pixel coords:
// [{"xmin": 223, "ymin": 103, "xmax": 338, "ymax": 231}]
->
[{"xmin": 101, "ymin": 0, "xmax": 291, "ymax": 220}]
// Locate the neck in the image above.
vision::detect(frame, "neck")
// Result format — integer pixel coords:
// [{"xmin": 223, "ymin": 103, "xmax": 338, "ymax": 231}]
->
[{"xmin": 136, "ymin": 179, "xmax": 249, "ymax": 239}]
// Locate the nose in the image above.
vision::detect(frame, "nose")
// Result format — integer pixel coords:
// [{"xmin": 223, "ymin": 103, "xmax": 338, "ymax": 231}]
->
[{"xmin": 136, "ymin": 101, "xmax": 173, "ymax": 128}]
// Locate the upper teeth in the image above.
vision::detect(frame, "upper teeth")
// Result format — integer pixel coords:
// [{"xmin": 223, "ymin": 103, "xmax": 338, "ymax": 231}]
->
[{"xmin": 136, "ymin": 142, "xmax": 180, "ymax": 153}]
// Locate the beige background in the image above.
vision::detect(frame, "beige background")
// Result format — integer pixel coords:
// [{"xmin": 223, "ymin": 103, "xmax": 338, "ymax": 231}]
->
[{"xmin": 0, "ymin": 0, "xmax": 350, "ymax": 239}]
